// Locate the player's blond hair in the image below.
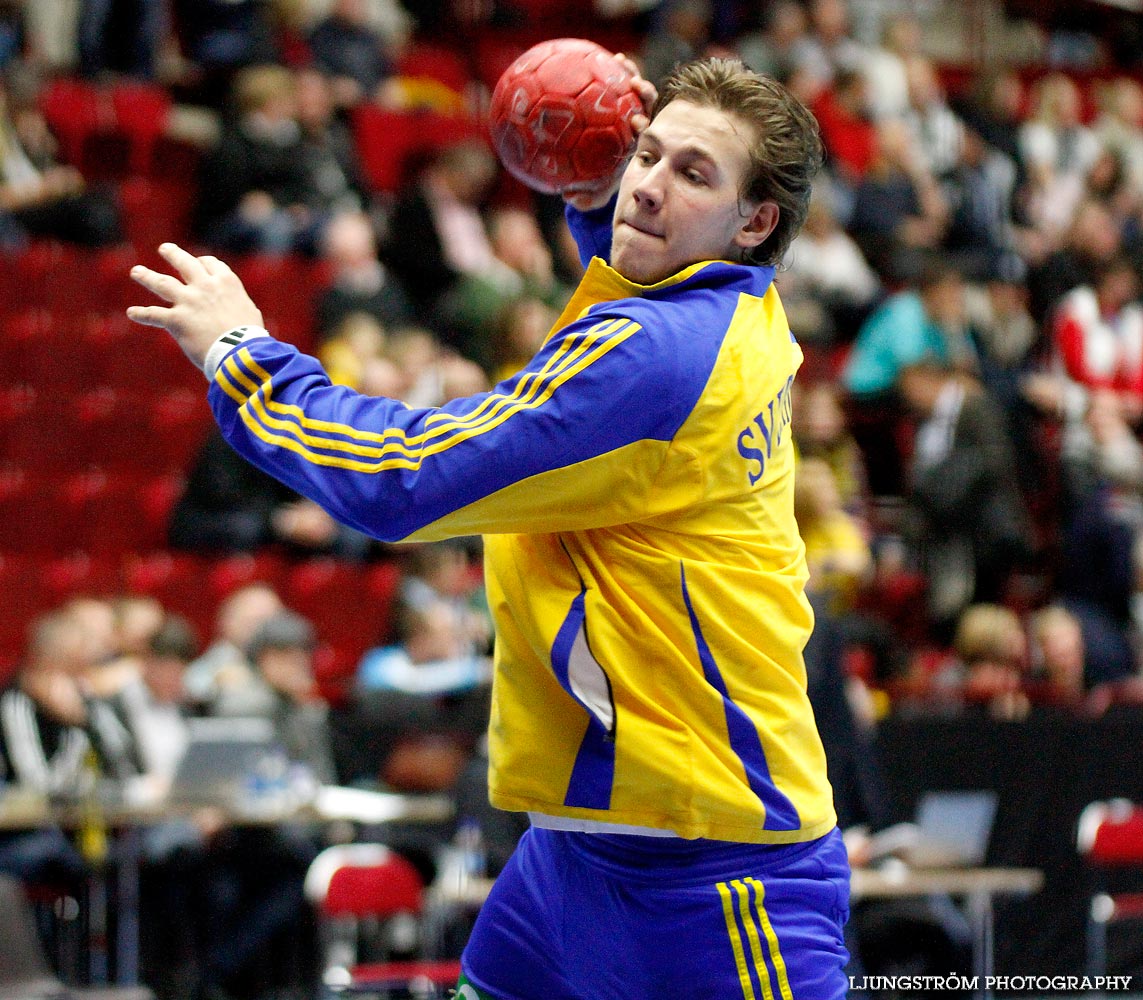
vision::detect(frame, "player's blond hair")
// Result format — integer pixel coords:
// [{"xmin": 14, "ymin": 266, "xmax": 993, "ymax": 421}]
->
[{"xmin": 653, "ymin": 58, "xmax": 823, "ymax": 265}]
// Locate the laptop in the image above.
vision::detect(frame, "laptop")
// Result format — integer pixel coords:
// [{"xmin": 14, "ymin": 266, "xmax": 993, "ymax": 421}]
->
[
  {"xmin": 168, "ymin": 717, "xmax": 281, "ymax": 808},
  {"xmin": 867, "ymin": 790, "xmax": 999, "ymax": 868}
]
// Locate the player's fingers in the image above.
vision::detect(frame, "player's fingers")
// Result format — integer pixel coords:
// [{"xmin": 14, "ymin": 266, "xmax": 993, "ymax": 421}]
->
[
  {"xmin": 630, "ymin": 112, "xmax": 650, "ymax": 136},
  {"xmin": 126, "ymin": 304, "xmax": 176, "ymax": 329},
  {"xmin": 197, "ymin": 254, "xmax": 232, "ymax": 276},
  {"xmin": 129, "ymin": 264, "xmax": 184, "ymax": 303},
  {"xmin": 158, "ymin": 241, "xmax": 209, "ymax": 282}
]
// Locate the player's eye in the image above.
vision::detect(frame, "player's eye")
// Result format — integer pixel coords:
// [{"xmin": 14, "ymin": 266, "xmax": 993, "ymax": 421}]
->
[
  {"xmin": 683, "ymin": 169, "xmax": 706, "ymax": 185},
  {"xmin": 635, "ymin": 150, "xmax": 656, "ymax": 166}
]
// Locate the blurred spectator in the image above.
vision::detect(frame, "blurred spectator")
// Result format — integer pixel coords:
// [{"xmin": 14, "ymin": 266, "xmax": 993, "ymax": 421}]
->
[
  {"xmin": 793, "ymin": 0, "xmax": 866, "ymax": 92},
  {"xmin": 1029, "ymin": 604, "xmax": 1089, "ymax": 703},
  {"xmin": 780, "ymin": 179, "xmax": 881, "ymax": 342},
  {"xmin": 172, "ymin": 0, "xmax": 280, "ymax": 105},
  {"xmin": 860, "ymin": 13, "xmax": 920, "ymax": 122},
  {"xmin": 813, "ymin": 67, "xmax": 877, "ymax": 189},
  {"xmin": 1018, "ymin": 72, "xmax": 1102, "ymax": 241},
  {"xmin": 843, "ymin": 261, "xmax": 973, "ymax": 400},
  {"xmin": 1094, "ymin": 77, "xmax": 1143, "ymax": 194},
  {"xmin": 78, "ymin": 594, "xmax": 165, "ymax": 702},
  {"xmin": 196, "ymin": 612, "xmax": 330, "ymax": 1000},
  {"xmin": 315, "ymin": 210, "xmax": 413, "ymax": 337},
  {"xmin": 317, "ymin": 311, "xmax": 389, "ymax": 387},
  {"xmin": 438, "ymin": 205, "xmax": 573, "ymax": 369},
  {"xmin": 641, "ymin": 0, "xmax": 713, "ymax": 87},
  {"xmin": 399, "ymin": 541, "xmax": 492, "ymax": 656},
  {"xmin": 78, "ymin": 0, "xmax": 167, "ymax": 78},
  {"xmin": 736, "ymin": 0, "xmax": 808, "ymax": 80},
  {"xmin": 0, "ymin": 67, "xmax": 121, "ymax": 248},
  {"xmin": 216, "ymin": 611, "xmax": 337, "ymax": 785},
  {"xmin": 490, "ymin": 296, "xmax": 559, "ymax": 384},
  {"xmin": 793, "ymin": 380, "xmax": 870, "ymax": 519},
  {"xmin": 898, "ymin": 361, "xmax": 1031, "ymax": 633},
  {"xmin": 954, "ymin": 68, "xmax": 1026, "ymax": 171},
  {"xmin": 183, "ymin": 582, "xmax": 284, "ymax": 709},
  {"xmin": 170, "ymin": 427, "xmax": 372, "ymax": 558},
  {"xmin": 108, "ymin": 614, "xmax": 209, "ymax": 1000},
  {"xmin": 945, "ymin": 603, "xmax": 1030, "ymax": 717},
  {"xmin": 381, "ymin": 139, "xmax": 500, "ymax": 332},
  {"xmin": 1025, "ymin": 197, "xmax": 1122, "ymax": 327},
  {"xmin": 847, "ymin": 118, "xmax": 949, "ymax": 281},
  {"xmin": 1047, "ymin": 387, "xmax": 1142, "ymax": 672},
  {"xmin": 1041, "ymin": 256, "xmax": 1143, "ymax": 440},
  {"xmin": 0, "ymin": 611, "xmax": 138, "ymax": 883},
  {"xmin": 0, "ymin": 1, "xmax": 22, "ymax": 70},
  {"xmin": 356, "ymin": 596, "xmax": 492, "ymax": 696},
  {"xmin": 794, "ymin": 456, "xmax": 872, "ymax": 614},
  {"xmin": 307, "ymin": 0, "xmax": 396, "ymax": 107},
  {"xmin": 197, "ymin": 64, "xmax": 352, "ymax": 255},
  {"xmin": 940, "ymin": 125, "xmax": 1021, "ymax": 282},
  {"xmin": 902, "ymin": 56, "xmax": 964, "ymax": 180},
  {"xmin": 295, "ymin": 66, "xmax": 369, "ymax": 212},
  {"xmin": 111, "ymin": 615, "xmax": 198, "ymax": 800}
]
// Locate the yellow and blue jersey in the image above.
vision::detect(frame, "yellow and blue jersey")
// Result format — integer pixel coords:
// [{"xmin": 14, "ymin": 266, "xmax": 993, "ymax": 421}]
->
[{"xmin": 208, "ymin": 208, "xmax": 835, "ymax": 845}]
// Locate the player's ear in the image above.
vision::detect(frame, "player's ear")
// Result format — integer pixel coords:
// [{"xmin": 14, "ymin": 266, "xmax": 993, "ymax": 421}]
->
[{"xmin": 734, "ymin": 200, "xmax": 779, "ymax": 253}]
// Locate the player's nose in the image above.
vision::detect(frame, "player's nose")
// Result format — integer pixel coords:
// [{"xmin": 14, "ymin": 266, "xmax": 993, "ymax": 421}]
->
[{"xmin": 632, "ymin": 166, "xmax": 664, "ymax": 209}]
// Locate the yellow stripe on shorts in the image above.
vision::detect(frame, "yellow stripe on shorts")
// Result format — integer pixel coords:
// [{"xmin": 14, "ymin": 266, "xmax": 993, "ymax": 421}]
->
[
  {"xmin": 747, "ymin": 877, "xmax": 793, "ymax": 1000},
  {"xmin": 717, "ymin": 881, "xmax": 758, "ymax": 1000}
]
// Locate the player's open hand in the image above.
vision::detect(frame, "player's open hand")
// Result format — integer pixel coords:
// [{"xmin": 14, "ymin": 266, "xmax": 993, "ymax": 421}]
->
[{"xmin": 127, "ymin": 243, "xmax": 264, "ymax": 371}]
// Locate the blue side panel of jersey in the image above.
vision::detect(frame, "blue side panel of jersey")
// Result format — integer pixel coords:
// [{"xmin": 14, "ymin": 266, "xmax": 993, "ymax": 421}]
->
[
  {"xmin": 550, "ymin": 589, "xmax": 615, "ymax": 811},
  {"xmin": 680, "ymin": 564, "xmax": 802, "ymax": 832}
]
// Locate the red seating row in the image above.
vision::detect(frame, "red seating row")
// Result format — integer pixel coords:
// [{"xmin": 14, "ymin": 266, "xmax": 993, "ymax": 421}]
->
[
  {"xmin": 0, "ymin": 311, "xmax": 205, "ymax": 393},
  {"xmin": 0, "ymin": 551, "xmax": 402, "ymax": 700},
  {"xmin": 0, "ymin": 387, "xmax": 210, "ymax": 473},
  {"xmin": 41, "ymin": 78, "xmax": 173, "ymax": 177},
  {"xmin": 0, "ymin": 467, "xmax": 184, "ymax": 554},
  {"xmin": 0, "ymin": 245, "xmax": 324, "ymax": 355}
]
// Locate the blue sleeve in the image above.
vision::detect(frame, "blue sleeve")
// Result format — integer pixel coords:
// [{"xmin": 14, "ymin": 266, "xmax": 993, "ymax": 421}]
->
[
  {"xmin": 565, "ymin": 195, "xmax": 617, "ymax": 267},
  {"xmin": 207, "ymin": 306, "xmax": 715, "ymax": 543}
]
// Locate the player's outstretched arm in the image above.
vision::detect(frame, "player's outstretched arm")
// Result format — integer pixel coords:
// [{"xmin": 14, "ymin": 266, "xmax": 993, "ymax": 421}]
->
[{"xmin": 127, "ymin": 243, "xmax": 264, "ymax": 371}]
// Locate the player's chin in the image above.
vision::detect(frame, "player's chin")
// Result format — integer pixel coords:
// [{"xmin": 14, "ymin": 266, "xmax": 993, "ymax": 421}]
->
[{"xmin": 612, "ymin": 245, "xmax": 669, "ymax": 285}]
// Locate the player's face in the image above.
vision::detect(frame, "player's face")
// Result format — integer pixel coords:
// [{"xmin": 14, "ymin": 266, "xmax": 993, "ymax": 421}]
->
[{"xmin": 610, "ymin": 100, "xmax": 776, "ymax": 285}]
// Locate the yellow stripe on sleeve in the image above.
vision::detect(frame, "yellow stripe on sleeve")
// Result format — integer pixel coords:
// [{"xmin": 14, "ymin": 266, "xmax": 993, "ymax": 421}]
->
[
  {"xmin": 717, "ymin": 881, "xmax": 758, "ymax": 1000},
  {"xmin": 747, "ymin": 877, "xmax": 794, "ymax": 1000},
  {"xmin": 215, "ymin": 320, "xmax": 641, "ymax": 472},
  {"xmin": 220, "ymin": 317, "xmax": 635, "ymax": 458}
]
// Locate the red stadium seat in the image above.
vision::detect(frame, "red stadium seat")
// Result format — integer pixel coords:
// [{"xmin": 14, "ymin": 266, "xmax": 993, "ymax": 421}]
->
[
  {"xmin": 40, "ymin": 78, "xmax": 109, "ymax": 167},
  {"xmin": 80, "ymin": 388, "xmax": 209, "ymax": 473},
  {"xmin": 121, "ymin": 551, "xmax": 209, "ymax": 630},
  {"xmin": 304, "ymin": 843, "xmax": 462, "ymax": 997},
  {"xmin": 1077, "ymin": 799, "xmax": 1143, "ymax": 976},
  {"xmin": 110, "ymin": 80, "xmax": 172, "ymax": 174},
  {"xmin": 352, "ymin": 107, "xmax": 485, "ymax": 197},
  {"xmin": 206, "ymin": 551, "xmax": 286, "ymax": 603},
  {"xmin": 397, "ymin": 44, "xmax": 472, "ymax": 96},
  {"xmin": 0, "ymin": 309, "xmax": 94, "ymax": 392},
  {"xmin": 0, "ymin": 387, "xmax": 95, "ymax": 473}
]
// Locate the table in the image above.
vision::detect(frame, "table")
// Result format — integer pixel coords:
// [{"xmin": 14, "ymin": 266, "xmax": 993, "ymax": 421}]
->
[
  {"xmin": 851, "ymin": 864, "xmax": 1045, "ymax": 998},
  {"xmin": 0, "ymin": 785, "xmax": 455, "ymax": 986}
]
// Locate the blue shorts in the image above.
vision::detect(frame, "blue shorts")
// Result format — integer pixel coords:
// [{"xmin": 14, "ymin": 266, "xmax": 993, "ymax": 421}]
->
[{"xmin": 461, "ymin": 825, "xmax": 851, "ymax": 1000}]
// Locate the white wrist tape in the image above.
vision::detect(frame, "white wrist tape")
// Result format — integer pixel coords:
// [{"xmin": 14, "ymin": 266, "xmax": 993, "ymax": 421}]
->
[{"xmin": 203, "ymin": 325, "xmax": 271, "ymax": 381}]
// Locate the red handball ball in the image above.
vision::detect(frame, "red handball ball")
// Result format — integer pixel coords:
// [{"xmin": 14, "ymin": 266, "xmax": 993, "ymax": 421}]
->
[{"xmin": 489, "ymin": 38, "xmax": 643, "ymax": 195}]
